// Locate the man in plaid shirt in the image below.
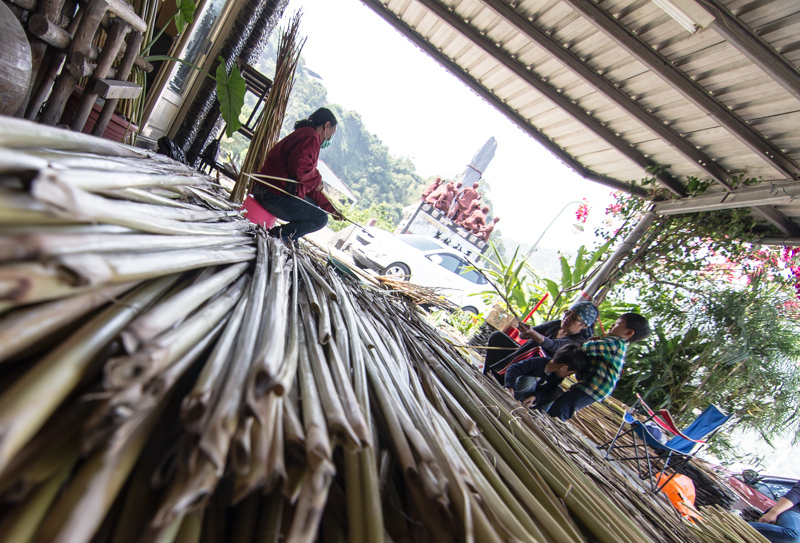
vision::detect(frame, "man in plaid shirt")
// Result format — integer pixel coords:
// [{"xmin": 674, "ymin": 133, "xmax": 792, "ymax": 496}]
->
[{"xmin": 548, "ymin": 313, "xmax": 651, "ymax": 421}]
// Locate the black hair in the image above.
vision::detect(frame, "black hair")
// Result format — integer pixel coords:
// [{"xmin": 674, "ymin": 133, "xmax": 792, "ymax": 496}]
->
[
  {"xmin": 619, "ymin": 312, "xmax": 651, "ymax": 342},
  {"xmin": 294, "ymin": 107, "xmax": 338, "ymax": 130},
  {"xmin": 551, "ymin": 344, "xmax": 589, "ymax": 374}
]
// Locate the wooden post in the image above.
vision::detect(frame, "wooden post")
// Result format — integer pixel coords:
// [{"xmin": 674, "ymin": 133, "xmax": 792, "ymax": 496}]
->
[
  {"xmin": 9, "ymin": 0, "xmax": 37, "ymax": 10},
  {"xmin": 70, "ymin": 18, "xmax": 128, "ymax": 131},
  {"xmin": 92, "ymin": 30, "xmax": 143, "ymax": 138},
  {"xmin": 24, "ymin": 0, "xmax": 70, "ymax": 113},
  {"xmin": 25, "ymin": 4, "xmax": 82, "ymax": 119},
  {"xmin": 39, "ymin": 0, "xmax": 108, "ymax": 126},
  {"xmin": 28, "ymin": 13, "xmax": 72, "ymax": 49}
]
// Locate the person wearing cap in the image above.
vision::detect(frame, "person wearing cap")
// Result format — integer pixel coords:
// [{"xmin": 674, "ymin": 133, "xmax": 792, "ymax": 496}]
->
[{"xmin": 483, "ymin": 301, "xmax": 599, "ymax": 381}]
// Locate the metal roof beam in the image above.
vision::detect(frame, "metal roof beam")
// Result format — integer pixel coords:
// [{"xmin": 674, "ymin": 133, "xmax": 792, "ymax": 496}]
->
[
  {"xmin": 759, "ymin": 237, "xmax": 800, "ymax": 247},
  {"xmin": 748, "ymin": 205, "xmax": 800, "ymax": 237},
  {"xmin": 562, "ymin": 0, "xmax": 800, "ymax": 181},
  {"xmin": 402, "ymin": 0, "xmax": 685, "ymax": 194},
  {"xmin": 476, "ymin": 0, "xmax": 798, "ymax": 235},
  {"xmin": 656, "ymin": 187, "xmax": 800, "ymax": 235},
  {"xmin": 358, "ymin": 0, "xmax": 648, "ymax": 197},
  {"xmin": 655, "ymin": 184, "xmax": 800, "ymax": 214},
  {"xmin": 703, "ymin": 0, "xmax": 800, "ymax": 102},
  {"xmin": 480, "ymin": 0, "xmax": 726, "ymax": 195}
]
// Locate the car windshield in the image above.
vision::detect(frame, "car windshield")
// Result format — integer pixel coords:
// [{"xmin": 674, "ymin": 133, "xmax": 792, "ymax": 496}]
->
[
  {"xmin": 459, "ymin": 267, "xmax": 488, "ymax": 285},
  {"xmin": 398, "ymin": 235, "xmax": 443, "ymax": 251}
]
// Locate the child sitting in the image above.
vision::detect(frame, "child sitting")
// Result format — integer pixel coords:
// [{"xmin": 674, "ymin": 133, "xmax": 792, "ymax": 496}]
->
[
  {"xmin": 503, "ymin": 345, "xmax": 589, "ymax": 408},
  {"xmin": 547, "ymin": 312, "xmax": 651, "ymax": 421}
]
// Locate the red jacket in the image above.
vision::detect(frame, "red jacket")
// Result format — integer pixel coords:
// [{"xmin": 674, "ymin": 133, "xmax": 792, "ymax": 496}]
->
[{"xmin": 257, "ymin": 126, "xmax": 338, "ymax": 216}]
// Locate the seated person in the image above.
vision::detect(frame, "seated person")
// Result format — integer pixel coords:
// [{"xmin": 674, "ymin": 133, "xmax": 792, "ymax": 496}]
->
[
  {"xmin": 547, "ymin": 313, "xmax": 651, "ymax": 421},
  {"xmin": 749, "ymin": 480, "xmax": 800, "ymax": 543},
  {"xmin": 483, "ymin": 301, "xmax": 597, "ymax": 381},
  {"xmin": 252, "ymin": 108, "xmax": 343, "ymax": 241},
  {"xmin": 503, "ymin": 344, "xmax": 589, "ymax": 407}
]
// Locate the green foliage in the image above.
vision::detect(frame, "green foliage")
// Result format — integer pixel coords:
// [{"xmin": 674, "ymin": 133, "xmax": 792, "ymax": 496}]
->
[
  {"xmin": 216, "ymin": 57, "xmax": 245, "ymax": 138},
  {"xmin": 469, "ymin": 241, "xmax": 611, "ymax": 326},
  {"xmin": 141, "ymin": 0, "xmax": 247, "ymax": 140},
  {"xmin": 327, "ymin": 201, "xmax": 399, "ymax": 233},
  {"xmin": 476, "ymin": 244, "xmax": 543, "ymax": 317},
  {"xmin": 593, "ymin": 187, "xmax": 798, "ymax": 301},
  {"xmin": 598, "ymin": 177, "xmax": 800, "ymax": 453},
  {"xmin": 539, "ymin": 241, "xmax": 612, "ymax": 322},
  {"xmin": 427, "ymin": 308, "xmax": 484, "ymax": 337},
  {"xmin": 174, "ymin": 0, "xmax": 195, "ymax": 34},
  {"xmin": 615, "ymin": 275, "xmax": 800, "ymax": 451}
]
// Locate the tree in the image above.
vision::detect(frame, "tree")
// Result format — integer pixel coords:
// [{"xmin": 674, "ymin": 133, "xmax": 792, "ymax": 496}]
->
[{"xmin": 594, "ymin": 176, "xmax": 800, "ymax": 452}]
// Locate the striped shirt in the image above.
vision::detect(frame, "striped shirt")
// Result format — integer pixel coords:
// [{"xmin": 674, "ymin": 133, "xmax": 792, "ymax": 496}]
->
[{"xmin": 574, "ymin": 336, "xmax": 628, "ymax": 402}]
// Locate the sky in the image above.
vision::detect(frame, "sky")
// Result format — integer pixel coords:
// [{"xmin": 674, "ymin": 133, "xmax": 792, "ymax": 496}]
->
[{"xmin": 284, "ymin": 0, "xmax": 617, "ymax": 255}]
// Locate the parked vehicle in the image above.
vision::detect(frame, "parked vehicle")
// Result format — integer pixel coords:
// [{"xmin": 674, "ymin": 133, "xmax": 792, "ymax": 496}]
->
[
  {"xmin": 345, "ymin": 226, "xmax": 491, "ymax": 314},
  {"xmin": 726, "ymin": 470, "xmax": 797, "ymax": 513}
]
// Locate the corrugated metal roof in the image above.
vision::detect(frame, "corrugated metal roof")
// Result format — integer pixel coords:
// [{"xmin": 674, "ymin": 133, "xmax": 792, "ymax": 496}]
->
[{"xmin": 359, "ymin": 0, "xmax": 800, "ymax": 242}]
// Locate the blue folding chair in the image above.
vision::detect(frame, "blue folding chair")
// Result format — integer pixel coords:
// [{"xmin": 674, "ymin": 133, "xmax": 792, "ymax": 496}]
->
[{"xmin": 599, "ymin": 400, "xmax": 732, "ymax": 492}]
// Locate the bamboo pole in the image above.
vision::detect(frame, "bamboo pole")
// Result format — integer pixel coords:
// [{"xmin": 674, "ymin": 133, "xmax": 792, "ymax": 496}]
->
[{"xmin": 0, "ymin": 275, "xmax": 177, "ymax": 471}]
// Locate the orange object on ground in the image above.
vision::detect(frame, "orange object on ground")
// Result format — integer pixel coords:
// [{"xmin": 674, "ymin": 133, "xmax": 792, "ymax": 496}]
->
[
  {"xmin": 242, "ymin": 195, "xmax": 277, "ymax": 228},
  {"xmin": 657, "ymin": 474, "xmax": 700, "ymax": 520}
]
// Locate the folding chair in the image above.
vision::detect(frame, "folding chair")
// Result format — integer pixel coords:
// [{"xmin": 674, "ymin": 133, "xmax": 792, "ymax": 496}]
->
[{"xmin": 598, "ymin": 395, "xmax": 732, "ymax": 492}]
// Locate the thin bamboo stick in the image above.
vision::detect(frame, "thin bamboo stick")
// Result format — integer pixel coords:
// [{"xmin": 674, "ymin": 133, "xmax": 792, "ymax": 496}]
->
[
  {"xmin": 0, "ymin": 282, "xmax": 138, "ymax": 363},
  {"xmin": 284, "ymin": 460, "xmax": 336, "ymax": 543},
  {"xmin": 56, "ymin": 246, "xmax": 255, "ymax": 287},
  {"xmin": 0, "ymin": 445, "xmax": 79, "ymax": 542},
  {"xmin": 247, "ymin": 240, "xmax": 292, "ymax": 400},
  {"xmin": 181, "ymin": 295, "xmax": 249, "ymax": 432},
  {"xmin": 32, "ymin": 175, "xmax": 248, "ymax": 237},
  {"xmin": 103, "ymin": 276, "xmax": 248, "ymax": 390},
  {"xmin": 0, "ymin": 275, "xmax": 178, "ymax": 471},
  {"xmin": 232, "ymin": 12, "xmax": 306, "ymax": 204},
  {"xmin": 122, "ymin": 262, "xmax": 249, "ymax": 352},
  {"xmin": 0, "ymin": 232, "xmax": 248, "ymax": 262},
  {"xmin": 300, "ymin": 294, "xmax": 360, "ymax": 450}
]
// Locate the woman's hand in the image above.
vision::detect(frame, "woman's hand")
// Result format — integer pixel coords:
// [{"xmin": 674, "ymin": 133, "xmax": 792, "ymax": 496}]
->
[
  {"xmin": 517, "ymin": 322, "xmax": 545, "ymax": 343},
  {"xmin": 516, "ymin": 322, "xmax": 534, "ymax": 339},
  {"xmin": 521, "ymin": 395, "xmax": 537, "ymax": 407},
  {"xmin": 759, "ymin": 510, "xmax": 779, "ymax": 524},
  {"xmin": 504, "ymin": 387, "xmax": 515, "ymax": 397}
]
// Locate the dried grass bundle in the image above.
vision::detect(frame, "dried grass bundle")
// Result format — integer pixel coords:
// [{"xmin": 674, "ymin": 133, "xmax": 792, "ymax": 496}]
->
[
  {"xmin": 0, "ymin": 118, "xmax": 770, "ymax": 543},
  {"xmin": 231, "ymin": 12, "xmax": 306, "ymax": 204}
]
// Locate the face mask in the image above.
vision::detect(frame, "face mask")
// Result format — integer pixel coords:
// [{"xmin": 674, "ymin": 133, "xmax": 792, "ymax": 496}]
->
[{"xmin": 320, "ymin": 125, "xmax": 333, "ymax": 149}]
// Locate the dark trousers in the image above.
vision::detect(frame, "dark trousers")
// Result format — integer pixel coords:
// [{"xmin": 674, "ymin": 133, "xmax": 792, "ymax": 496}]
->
[
  {"xmin": 546, "ymin": 388, "xmax": 595, "ymax": 421},
  {"xmin": 483, "ymin": 331, "xmax": 521, "ymax": 380},
  {"xmin": 252, "ymin": 185, "xmax": 328, "ymax": 240}
]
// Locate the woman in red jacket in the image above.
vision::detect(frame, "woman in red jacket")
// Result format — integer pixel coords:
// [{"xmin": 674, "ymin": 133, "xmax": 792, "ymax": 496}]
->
[{"xmin": 252, "ymin": 107, "xmax": 342, "ymax": 240}]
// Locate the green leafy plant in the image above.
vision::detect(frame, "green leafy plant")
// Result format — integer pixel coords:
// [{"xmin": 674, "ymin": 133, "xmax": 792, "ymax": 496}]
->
[
  {"xmin": 539, "ymin": 241, "xmax": 612, "ymax": 321},
  {"xmin": 595, "ymin": 182, "xmax": 800, "ymax": 456},
  {"xmin": 427, "ymin": 308, "xmax": 484, "ymax": 337},
  {"xmin": 614, "ymin": 274, "xmax": 800, "ymax": 457},
  {"xmin": 215, "ymin": 58, "xmax": 246, "ymax": 137},
  {"xmin": 474, "ymin": 243, "xmax": 543, "ymax": 318},
  {"xmin": 326, "ymin": 201, "xmax": 400, "ymax": 233},
  {"xmin": 140, "ymin": 0, "xmax": 246, "ymax": 137}
]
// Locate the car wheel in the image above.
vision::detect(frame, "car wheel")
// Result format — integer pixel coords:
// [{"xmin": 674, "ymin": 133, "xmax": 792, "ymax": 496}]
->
[
  {"xmin": 381, "ymin": 262, "xmax": 411, "ymax": 280},
  {"xmin": 461, "ymin": 306, "xmax": 479, "ymax": 315}
]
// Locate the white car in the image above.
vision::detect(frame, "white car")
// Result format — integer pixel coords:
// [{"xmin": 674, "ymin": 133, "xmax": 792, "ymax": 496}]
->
[{"xmin": 345, "ymin": 226, "xmax": 491, "ymax": 314}]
